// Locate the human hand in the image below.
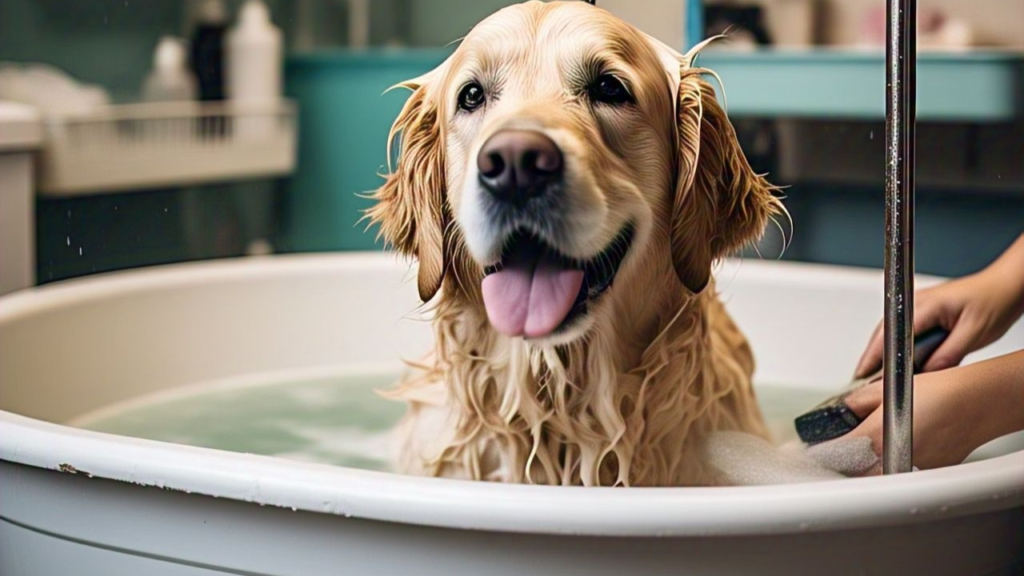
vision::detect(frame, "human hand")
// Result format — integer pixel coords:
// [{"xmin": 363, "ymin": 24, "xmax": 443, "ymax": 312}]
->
[
  {"xmin": 842, "ymin": 351, "xmax": 1024, "ymax": 475},
  {"xmin": 855, "ymin": 235, "xmax": 1024, "ymax": 378}
]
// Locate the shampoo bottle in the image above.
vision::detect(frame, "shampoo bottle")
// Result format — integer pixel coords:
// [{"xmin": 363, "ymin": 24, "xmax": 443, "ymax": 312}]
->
[
  {"xmin": 226, "ymin": 0, "xmax": 282, "ymax": 139},
  {"xmin": 142, "ymin": 36, "xmax": 198, "ymax": 102},
  {"xmin": 227, "ymin": 0, "xmax": 282, "ymax": 104}
]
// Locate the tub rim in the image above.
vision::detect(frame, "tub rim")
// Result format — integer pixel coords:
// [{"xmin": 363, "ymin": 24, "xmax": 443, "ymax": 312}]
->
[
  {"xmin": 1, "ymin": 254, "xmax": 1022, "ymax": 538},
  {"xmin": 3, "ymin": 408, "xmax": 1022, "ymax": 537}
]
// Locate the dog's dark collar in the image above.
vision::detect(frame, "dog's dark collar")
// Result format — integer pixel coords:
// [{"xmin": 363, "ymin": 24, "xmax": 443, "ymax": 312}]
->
[{"xmin": 583, "ymin": 0, "xmax": 596, "ymax": 5}]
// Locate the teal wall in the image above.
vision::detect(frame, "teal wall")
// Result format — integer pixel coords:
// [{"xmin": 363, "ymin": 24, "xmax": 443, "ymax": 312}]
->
[
  {"xmin": 0, "ymin": 0, "xmax": 184, "ymax": 100},
  {"xmin": 783, "ymin": 184, "xmax": 1023, "ymax": 278},
  {"xmin": 283, "ymin": 50, "xmax": 450, "ymax": 251},
  {"xmin": 0, "ymin": 0, "xmax": 409, "ymax": 99}
]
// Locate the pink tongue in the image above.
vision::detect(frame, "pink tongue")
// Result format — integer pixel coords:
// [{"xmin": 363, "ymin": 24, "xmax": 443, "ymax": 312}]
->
[{"xmin": 481, "ymin": 254, "xmax": 584, "ymax": 339}]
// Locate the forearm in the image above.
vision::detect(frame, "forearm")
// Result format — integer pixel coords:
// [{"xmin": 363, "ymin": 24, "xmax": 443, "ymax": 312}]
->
[
  {"xmin": 956, "ymin": 350, "xmax": 1024, "ymax": 449},
  {"xmin": 985, "ymin": 234, "xmax": 1024, "ymax": 321}
]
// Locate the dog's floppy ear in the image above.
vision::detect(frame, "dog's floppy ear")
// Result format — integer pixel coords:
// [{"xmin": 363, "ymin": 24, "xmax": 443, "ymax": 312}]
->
[
  {"xmin": 368, "ymin": 73, "xmax": 448, "ymax": 302},
  {"xmin": 670, "ymin": 70, "xmax": 781, "ymax": 293}
]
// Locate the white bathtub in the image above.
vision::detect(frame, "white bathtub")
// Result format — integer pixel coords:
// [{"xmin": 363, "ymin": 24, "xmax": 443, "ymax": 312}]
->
[{"xmin": 1, "ymin": 254, "xmax": 1021, "ymax": 576}]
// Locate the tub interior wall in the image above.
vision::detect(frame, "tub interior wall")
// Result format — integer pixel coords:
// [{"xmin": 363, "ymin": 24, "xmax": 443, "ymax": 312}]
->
[
  {"xmin": 0, "ymin": 256, "xmax": 432, "ymax": 422},
  {"xmin": 1, "ymin": 255, "xmax": 1021, "ymax": 424}
]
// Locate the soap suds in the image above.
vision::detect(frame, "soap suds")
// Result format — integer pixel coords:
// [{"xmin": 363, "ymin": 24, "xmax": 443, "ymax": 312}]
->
[
  {"xmin": 806, "ymin": 436, "xmax": 879, "ymax": 476},
  {"xmin": 703, "ymin": 432, "xmax": 879, "ymax": 485}
]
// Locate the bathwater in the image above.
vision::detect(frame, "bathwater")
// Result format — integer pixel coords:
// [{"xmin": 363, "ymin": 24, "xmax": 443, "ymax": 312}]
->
[
  {"xmin": 75, "ymin": 369, "xmax": 1022, "ymax": 471},
  {"xmin": 76, "ymin": 369, "xmax": 405, "ymax": 471}
]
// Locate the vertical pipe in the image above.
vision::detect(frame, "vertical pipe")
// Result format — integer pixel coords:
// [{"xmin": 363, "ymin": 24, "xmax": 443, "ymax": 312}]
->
[{"xmin": 883, "ymin": 0, "xmax": 917, "ymax": 474}]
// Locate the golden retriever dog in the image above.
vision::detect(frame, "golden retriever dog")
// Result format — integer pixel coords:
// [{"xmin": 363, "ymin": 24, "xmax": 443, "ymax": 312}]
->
[{"xmin": 368, "ymin": 0, "xmax": 783, "ymax": 487}]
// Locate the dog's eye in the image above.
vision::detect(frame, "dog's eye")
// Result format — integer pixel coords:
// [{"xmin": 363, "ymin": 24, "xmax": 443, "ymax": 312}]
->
[
  {"xmin": 590, "ymin": 74, "xmax": 633, "ymax": 106},
  {"xmin": 458, "ymin": 83, "xmax": 486, "ymax": 112}
]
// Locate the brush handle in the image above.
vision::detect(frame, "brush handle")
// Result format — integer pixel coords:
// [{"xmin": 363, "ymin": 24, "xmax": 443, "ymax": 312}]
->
[
  {"xmin": 860, "ymin": 325, "xmax": 950, "ymax": 379},
  {"xmin": 912, "ymin": 326, "xmax": 949, "ymax": 373}
]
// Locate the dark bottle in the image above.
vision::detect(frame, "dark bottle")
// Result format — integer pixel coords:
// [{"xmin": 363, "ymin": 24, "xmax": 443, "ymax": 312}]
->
[{"xmin": 190, "ymin": 0, "xmax": 229, "ymax": 101}]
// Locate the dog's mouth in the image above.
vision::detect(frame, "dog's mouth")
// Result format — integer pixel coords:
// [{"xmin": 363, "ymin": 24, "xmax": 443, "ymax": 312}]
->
[{"xmin": 481, "ymin": 224, "xmax": 635, "ymax": 339}]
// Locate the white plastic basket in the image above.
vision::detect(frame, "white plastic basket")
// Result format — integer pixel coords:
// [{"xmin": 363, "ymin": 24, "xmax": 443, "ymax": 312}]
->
[{"xmin": 37, "ymin": 100, "xmax": 297, "ymax": 196}]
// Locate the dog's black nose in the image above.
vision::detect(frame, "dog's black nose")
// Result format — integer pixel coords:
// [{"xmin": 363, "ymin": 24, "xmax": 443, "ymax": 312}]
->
[{"xmin": 477, "ymin": 130, "xmax": 563, "ymax": 203}]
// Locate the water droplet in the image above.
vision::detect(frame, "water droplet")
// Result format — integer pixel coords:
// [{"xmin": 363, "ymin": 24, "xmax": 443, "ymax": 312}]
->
[
  {"xmin": 78, "ymin": 247, "xmax": 83, "ymax": 256},
  {"xmin": 66, "ymin": 236, "xmax": 70, "ymax": 246}
]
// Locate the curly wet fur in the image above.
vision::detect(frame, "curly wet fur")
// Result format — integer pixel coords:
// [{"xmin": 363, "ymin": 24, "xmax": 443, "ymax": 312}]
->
[
  {"xmin": 370, "ymin": 2, "xmax": 784, "ymax": 487},
  {"xmin": 385, "ymin": 283, "xmax": 769, "ymax": 486}
]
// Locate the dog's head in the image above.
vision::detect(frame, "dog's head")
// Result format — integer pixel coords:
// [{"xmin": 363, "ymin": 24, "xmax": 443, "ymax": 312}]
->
[{"xmin": 370, "ymin": 1, "xmax": 780, "ymax": 344}]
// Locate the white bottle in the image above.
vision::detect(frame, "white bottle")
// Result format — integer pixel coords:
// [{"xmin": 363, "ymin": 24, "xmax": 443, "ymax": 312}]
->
[
  {"xmin": 227, "ymin": 0, "xmax": 282, "ymax": 105},
  {"xmin": 142, "ymin": 36, "xmax": 198, "ymax": 102},
  {"xmin": 227, "ymin": 0, "xmax": 282, "ymax": 139}
]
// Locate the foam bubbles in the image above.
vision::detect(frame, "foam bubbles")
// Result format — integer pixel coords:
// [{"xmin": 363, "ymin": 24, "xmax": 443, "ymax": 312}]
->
[{"xmin": 703, "ymin": 431, "xmax": 879, "ymax": 485}]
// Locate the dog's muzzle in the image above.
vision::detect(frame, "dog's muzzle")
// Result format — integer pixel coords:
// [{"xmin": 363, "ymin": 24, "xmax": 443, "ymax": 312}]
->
[{"xmin": 468, "ymin": 129, "xmax": 633, "ymax": 340}]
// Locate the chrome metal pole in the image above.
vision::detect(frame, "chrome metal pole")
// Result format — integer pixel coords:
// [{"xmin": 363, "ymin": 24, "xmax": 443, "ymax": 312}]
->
[{"xmin": 883, "ymin": 0, "xmax": 917, "ymax": 474}]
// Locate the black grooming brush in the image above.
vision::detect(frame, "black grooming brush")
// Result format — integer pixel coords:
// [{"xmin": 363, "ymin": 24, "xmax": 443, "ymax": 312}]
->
[{"xmin": 794, "ymin": 327, "xmax": 949, "ymax": 445}]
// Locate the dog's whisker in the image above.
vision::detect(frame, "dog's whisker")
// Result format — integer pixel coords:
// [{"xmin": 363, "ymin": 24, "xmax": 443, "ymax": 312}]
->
[{"xmin": 751, "ymin": 240, "xmax": 764, "ymax": 260}]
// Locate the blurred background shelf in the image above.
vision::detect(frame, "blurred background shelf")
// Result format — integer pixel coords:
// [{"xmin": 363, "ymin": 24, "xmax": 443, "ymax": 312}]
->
[
  {"xmin": 37, "ymin": 100, "xmax": 297, "ymax": 196},
  {"xmin": 2, "ymin": 0, "xmax": 1021, "ymax": 287},
  {"xmin": 698, "ymin": 49, "xmax": 1024, "ymax": 121}
]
